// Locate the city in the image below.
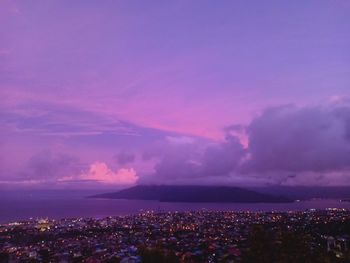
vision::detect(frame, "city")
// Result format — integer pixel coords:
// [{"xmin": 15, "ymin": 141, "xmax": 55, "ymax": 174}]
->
[{"xmin": 1, "ymin": 209, "xmax": 349, "ymax": 262}]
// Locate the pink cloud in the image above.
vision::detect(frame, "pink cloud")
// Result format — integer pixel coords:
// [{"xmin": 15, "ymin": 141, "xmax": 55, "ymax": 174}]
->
[{"xmin": 82, "ymin": 162, "xmax": 138, "ymax": 185}]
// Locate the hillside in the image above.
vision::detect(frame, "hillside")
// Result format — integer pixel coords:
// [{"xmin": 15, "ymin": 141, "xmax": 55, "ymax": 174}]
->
[{"xmin": 90, "ymin": 185, "xmax": 292, "ymax": 203}]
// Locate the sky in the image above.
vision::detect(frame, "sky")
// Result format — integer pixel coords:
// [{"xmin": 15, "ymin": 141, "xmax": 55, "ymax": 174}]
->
[{"xmin": 1, "ymin": 0, "xmax": 350, "ymax": 189}]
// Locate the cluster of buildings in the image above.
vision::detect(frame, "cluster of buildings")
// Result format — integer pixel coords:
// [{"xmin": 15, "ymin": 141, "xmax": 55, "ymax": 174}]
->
[{"xmin": 0, "ymin": 208, "xmax": 349, "ymax": 262}]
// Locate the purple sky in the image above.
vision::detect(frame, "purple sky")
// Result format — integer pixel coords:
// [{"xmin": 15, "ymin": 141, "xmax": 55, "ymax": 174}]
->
[{"xmin": 1, "ymin": 0, "xmax": 350, "ymax": 189}]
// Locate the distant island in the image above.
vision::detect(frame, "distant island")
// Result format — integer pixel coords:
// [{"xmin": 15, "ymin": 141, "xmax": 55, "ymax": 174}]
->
[
  {"xmin": 90, "ymin": 185, "xmax": 293, "ymax": 203},
  {"xmin": 249, "ymin": 186, "xmax": 350, "ymax": 200}
]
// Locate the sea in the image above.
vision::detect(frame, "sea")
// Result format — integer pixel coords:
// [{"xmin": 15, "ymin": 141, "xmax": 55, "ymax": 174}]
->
[{"xmin": 1, "ymin": 190, "xmax": 350, "ymax": 224}]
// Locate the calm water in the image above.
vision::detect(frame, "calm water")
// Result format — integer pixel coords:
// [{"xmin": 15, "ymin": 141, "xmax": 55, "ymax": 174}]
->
[{"xmin": 1, "ymin": 190, "xmax": 350, "ymax": 224}]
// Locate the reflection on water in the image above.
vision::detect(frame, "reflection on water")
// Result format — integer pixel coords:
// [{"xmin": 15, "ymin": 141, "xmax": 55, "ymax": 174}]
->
[{"xmin": 1, "ymin": 190, "xmax": 350, "ymax": 223}]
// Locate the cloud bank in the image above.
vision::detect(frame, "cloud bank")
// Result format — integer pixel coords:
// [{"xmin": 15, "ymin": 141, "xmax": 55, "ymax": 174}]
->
[
  {"xmin": 142, "ymin": 101, "xmax": 350, "ymax": 185},
  {"xmin": 3, "ymin": 101, "xmax": 350, "ymax": 187}
]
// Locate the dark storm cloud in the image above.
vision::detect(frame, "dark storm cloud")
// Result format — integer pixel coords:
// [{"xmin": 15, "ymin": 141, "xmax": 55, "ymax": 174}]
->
[
  {"xmin": 145, "ymin": 135, "xmax": 246, "ymax": 183},
  {"xmin": 145, "ymin": 102, "xmax": 350, "ymax": 185},
  {"xmin": 244, "ymin": 104, "xmax": 350, "ymax": 174},
  {"xmin": 201, "ymin": 135, "xmax": 246, "ymax": 177}
]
